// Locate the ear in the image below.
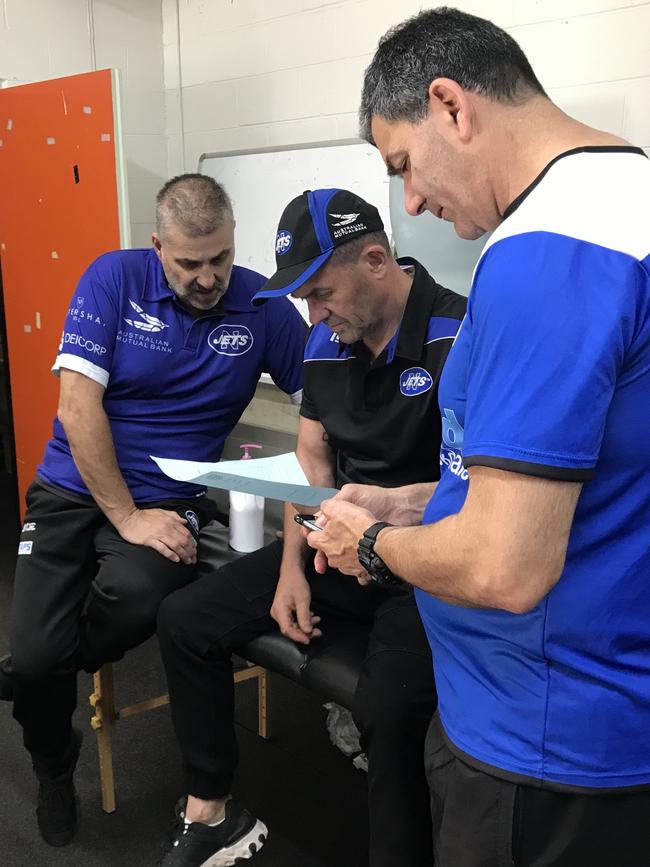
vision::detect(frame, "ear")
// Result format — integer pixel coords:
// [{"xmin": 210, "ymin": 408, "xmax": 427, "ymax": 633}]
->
[
  {"xmin": 428, "ymin": 78, "xmax": 475, "ymax": 144},
  {"xmin": 152, "ymin": 232, "xmax": 163, "ymax": 259},
  {"xmin": 364, "ymin": 244, "xmax": 389, "ymax": 274}
]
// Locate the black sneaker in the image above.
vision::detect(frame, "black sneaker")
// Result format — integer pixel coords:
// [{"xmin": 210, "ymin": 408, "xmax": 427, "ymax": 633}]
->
[
  {"xmin": 158, "ymin": 799, "xmax": 267, "ymax": 866},
  {"xmin": 0, "ymin": 654, "xmax": 13, "ymax": 701},
  {"xmin": 36, "ymin": 728, "xmax": 83, "ymax": 847}
]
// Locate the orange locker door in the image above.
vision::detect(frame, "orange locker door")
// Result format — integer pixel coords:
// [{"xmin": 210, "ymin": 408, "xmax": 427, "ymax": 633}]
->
[{"xmin": 0, "ymin": 69, "xmax": 129, "ymax": 512}]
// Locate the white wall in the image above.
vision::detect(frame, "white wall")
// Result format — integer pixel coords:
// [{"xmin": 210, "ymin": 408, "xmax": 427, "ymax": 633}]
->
[
  {"xmin": 3, "ymin": 2, "xmax": 648, "ymax": 241},
  {"xmin": 163, "ymin": 0, "xmax": 650, "ymax": 178},
  {"xmin": 0, "ymin": 0, "xmax": 166, "ymax": 247}
]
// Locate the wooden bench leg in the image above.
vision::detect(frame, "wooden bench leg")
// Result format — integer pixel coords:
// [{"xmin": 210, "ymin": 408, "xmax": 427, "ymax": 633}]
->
[
  {"xmin": 89, "ymin": 664, "xmax": 117, "ymax": 814},
  {"xmin": 91, "ymin": 661, "xmax": 270, "ymax": 813},
  {"xmin": 234, "ymin": 664, "xmax": 270, "ymax": 739},
  {"xmin": 258, "ymin": 668, "xmax": 269, "ymax": 739}
]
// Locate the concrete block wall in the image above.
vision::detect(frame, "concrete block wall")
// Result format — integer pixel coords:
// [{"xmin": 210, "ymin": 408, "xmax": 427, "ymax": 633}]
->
[
  {"xmin": 0, "ymin": 0, "xmax": 166, "ymax": 247},
  {"xmin": 2, "ymin": 3, "xmax": 648, "ymax": 242},
  {"xmin": 163, "ymin": 0, "xmax": 650, "ymax": 177}
]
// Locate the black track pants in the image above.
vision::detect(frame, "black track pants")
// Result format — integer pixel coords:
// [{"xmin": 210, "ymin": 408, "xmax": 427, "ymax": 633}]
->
[
  {"xmin": 10, "ymin": 480, "xmax": 215, "ymax": 777},
  {"xmin": 424, "ymin": 714, "xmax": 650, "ymax": 867},
  {"xmin": 157, "ymin": 539, "xmax": 437, "ymax": 867}
]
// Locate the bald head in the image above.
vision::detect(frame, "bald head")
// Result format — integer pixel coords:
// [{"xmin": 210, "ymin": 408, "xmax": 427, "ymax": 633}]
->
[{"xmin": 155, "ymin": 173, "xmax": 234, "ymax": 238}]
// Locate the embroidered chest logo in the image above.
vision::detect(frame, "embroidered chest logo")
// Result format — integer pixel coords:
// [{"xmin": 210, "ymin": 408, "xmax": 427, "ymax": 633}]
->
[
  {"xmin": 208, "ymin": 324, "xmax": 254, "ymax": 356},
  {"xmin": 124, "ymin": 299, "xmax": 170, "ymax": 333},
  {"xmin": 399, "ymin": 367, "xmax": 433, "ymax": 397}
]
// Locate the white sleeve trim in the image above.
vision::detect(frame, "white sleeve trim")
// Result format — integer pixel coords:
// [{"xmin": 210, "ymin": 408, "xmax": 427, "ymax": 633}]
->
[
  {"xmin": 289, "ymin": 389, "xmax": 303, "ymax": 406},
  {"xmin": 52, "ymin": 353, "xmax": 109, "ymax": 388}
]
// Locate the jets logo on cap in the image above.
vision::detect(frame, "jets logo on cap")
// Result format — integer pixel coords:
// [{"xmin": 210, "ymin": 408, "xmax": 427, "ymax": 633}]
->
[
  {"xmin": 329, "ymin": 213, "xmax": 360, "ymax": 227},
  {"xmin": 276, "ymin": 229, "xmax": 293, "ymax": 255}
]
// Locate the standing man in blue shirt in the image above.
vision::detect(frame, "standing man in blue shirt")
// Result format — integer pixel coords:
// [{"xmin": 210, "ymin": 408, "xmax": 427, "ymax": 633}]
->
[
  {"xmin": 308, "ymin": 8, "xmax": 650, "ymax": 867},
  {"xmin": 1, "ymin": 174, "xmax": 305, "ymax": 847}
]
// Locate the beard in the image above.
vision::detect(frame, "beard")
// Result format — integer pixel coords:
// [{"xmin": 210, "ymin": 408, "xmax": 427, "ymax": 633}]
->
[{"xmin": 173, "ymin": 277, "xmax": 228, "ymax": 311}]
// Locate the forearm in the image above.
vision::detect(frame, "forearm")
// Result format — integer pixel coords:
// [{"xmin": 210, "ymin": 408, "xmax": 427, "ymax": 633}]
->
[
  {"xmin": 281, "ymin": 431, "xmax": 336, "ymax": 573},
  {"xmin": 314, "ymin": 469, "xmax": 580, "ymax": 612},
  {"xmin": 59, "ymin": 402, "xmax": 136, "ymax": 528},
  {"xmin": 375, "ymin": 514, "xmax": 492, "ymax": 608},
  {"xmin": 376, "ymin": 481, "xmax": 574, "ymax": 613},
  {"xmin": 280, "ymin": 501, "xmax": 311, "ymax": 572}
]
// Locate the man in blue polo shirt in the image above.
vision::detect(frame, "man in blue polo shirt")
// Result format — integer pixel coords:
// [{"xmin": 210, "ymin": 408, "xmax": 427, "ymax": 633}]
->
[
  {"xmin": 1, "ymin": 173, "xmax": 305, "ymax": 847},
  {"xmin": 308, "ymin": 9, "xmax": 650, "ymax": 867}
]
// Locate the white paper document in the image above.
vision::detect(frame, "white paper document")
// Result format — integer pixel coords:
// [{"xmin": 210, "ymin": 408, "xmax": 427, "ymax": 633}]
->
[{"xmin": 152, "ymin": 452, "xmax": 339, "ymax": 507}]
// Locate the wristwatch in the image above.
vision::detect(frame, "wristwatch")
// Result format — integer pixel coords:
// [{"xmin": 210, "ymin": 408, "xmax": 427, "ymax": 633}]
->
[{"xmin": 357, "ymin": 522, "xmax": 402, "ymax": 586}]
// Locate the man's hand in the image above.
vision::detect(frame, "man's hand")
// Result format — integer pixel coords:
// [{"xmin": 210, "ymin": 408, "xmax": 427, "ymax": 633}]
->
[
  {"xmin": 270, "ymin": 568, "xmax": 322, "ymax": 645},
  {"xmin": 335, "ymin": 482, "xmax": 435, "ymax": 525},
  {"xmin": 334, "ymin": 484, "xmax": 392, "ymax": 515},
  {"xmin": 306, "ymin": 499, "xmax": 376, "ymax": 582},
  {"xmin": 115, "ymin": 508, "xmax": 197, "ymax": 564}
]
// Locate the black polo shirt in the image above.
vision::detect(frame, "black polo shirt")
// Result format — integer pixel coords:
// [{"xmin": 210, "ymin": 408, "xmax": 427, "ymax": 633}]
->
[{"xmin": 300, "ymin": 257, "xmax": 467, "ymax": 488}]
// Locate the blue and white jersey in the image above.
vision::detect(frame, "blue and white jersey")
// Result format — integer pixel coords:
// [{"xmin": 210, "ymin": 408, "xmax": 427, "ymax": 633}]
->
[
  {"xmin": 417, "ymin": 147, "xmax": 650, "ymax": 791},
  {"xmin": 39, "ymin": 248, "xmax": 306, "ymax": 502}
]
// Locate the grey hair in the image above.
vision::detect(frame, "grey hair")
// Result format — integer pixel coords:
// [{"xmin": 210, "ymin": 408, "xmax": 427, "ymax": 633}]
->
[
  {"xmin": 329, "ymin": 230, "xmax": 392, "ymax": 266},
  {"xmin": 156, "ymin": 173, "xmax": 233, "ymax": 236},
  {"xmin": 360, "ymin": 7, "xmax": 547, "ymax": 143}
]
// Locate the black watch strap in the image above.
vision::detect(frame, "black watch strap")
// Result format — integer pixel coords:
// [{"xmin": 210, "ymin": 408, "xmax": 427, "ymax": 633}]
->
[
  {"xmin": 358, "ymin": 522, "xmax": 401, "ymax": 586},
  {"xmin": 363, "ymin": 521, "xmax": 393, "ymax": 544}
]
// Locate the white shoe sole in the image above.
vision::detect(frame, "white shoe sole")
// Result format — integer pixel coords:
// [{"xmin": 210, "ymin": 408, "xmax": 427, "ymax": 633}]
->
[{"xmin": 200, "ymin": 819, "xmax": 268, "ymax": 867}]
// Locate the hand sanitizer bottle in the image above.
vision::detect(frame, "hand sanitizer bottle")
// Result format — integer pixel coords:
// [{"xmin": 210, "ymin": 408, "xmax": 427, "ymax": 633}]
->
[{"xmin": 228, "ymin": 443, "xmax": 265, "ymax": 552}]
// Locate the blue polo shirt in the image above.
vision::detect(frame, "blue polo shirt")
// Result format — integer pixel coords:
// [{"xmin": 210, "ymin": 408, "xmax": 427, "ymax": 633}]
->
[
  {"xmin": 38, "ymin": 248, "xmax": 305, "ymax": 502},
  {"xmin": 417, "ymin": 147, "xmax": 650, "ymax": 792}
]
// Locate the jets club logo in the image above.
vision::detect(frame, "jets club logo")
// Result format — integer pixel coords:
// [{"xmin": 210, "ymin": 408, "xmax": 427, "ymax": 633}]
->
[
  {"xmin": 185, "ymin": 510, "xmax": 200, "ymax": 538},
  {"xmin": 276, "ymin": 229, "xmax": 293, "ymax": 256},
  {"xmin": 400, "ymin": 367, "xmax": 433, "ymax": 397},
  {"xmin": 124, "ymin": 300, "xmax": 170, "ymax": 333},
  {"xmin": 208, "ymin": 324, "xmax": 254, "ymax": 356}
]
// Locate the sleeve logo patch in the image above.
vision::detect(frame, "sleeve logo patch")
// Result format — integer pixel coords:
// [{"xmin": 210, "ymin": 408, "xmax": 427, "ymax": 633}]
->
[
  {"xmin": 60, "ymin": 332, "xmax": 107, "ymax": 355},
  {"xmin": 400, "ymin": 367, "xmax": 433, "ymax": 396},
  {"xmin": 18, "ymin": 541, "xmax": 33, "ymax": 555}
]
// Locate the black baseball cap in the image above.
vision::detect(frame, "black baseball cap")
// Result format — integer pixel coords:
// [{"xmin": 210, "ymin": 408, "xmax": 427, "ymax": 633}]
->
[{"xmin": 252, "ymin": 188, "xmax": 384, "ymax": 305}]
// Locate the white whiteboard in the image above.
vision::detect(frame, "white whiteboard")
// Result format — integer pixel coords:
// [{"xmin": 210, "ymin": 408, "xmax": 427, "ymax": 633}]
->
[{"xmin": 198, "ymin": 140, "xmax": 391, "ymax": 282}]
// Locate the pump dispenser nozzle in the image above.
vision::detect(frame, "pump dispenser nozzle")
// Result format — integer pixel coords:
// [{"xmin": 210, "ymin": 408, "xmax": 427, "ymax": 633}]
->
[{"xmin": 240, "ymin": 443, "xmax": 262, "ymax": 460}]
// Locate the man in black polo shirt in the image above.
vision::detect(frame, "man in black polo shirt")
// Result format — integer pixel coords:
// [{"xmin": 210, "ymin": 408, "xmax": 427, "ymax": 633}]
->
[{"xmin": 155, "ymin": 189, "xmax": 466, "ymax": 867}]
